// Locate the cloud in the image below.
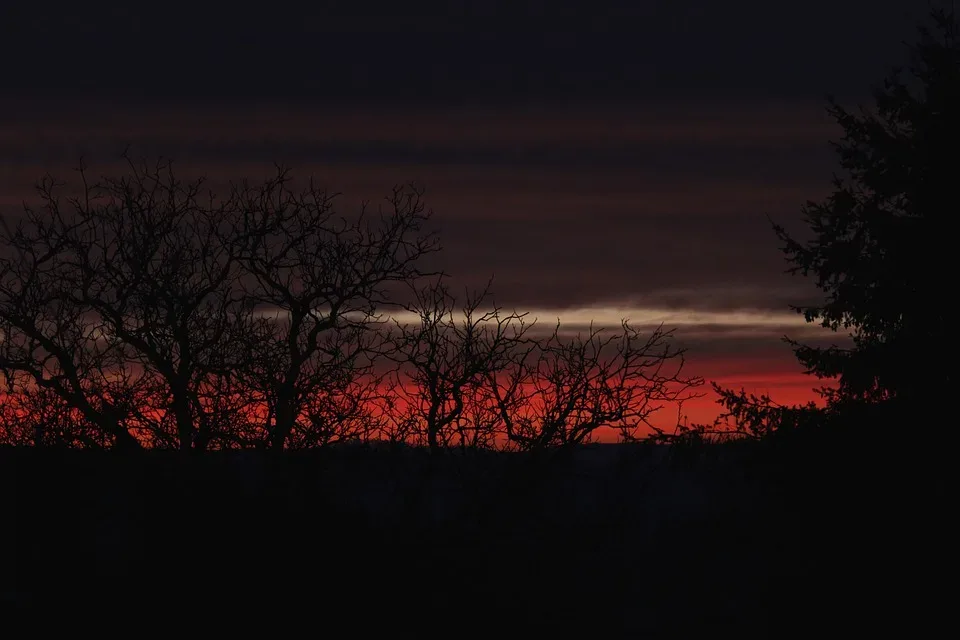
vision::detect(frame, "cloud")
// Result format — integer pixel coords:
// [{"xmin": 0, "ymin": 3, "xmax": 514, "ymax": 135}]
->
[
  {"xmin": 0, "ymin": 101, "xmax": 839, "ymax": 148},
  {"xmin": 0, "ymin": 101, "xmax": 833, "ymax": 317},
  {"xmin": 255, "ymin": 302, "xmax": 836, "ymax": 340}
]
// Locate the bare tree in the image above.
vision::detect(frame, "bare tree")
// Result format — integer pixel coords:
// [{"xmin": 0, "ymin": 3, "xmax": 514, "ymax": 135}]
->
[
  {"xmin": 230, "ymin": 172, "xmax": 438, "ymax": 450},
  {"xmin": 384, "ymin": 279, "xmax": 701, "ymax": 452},
  {"xmin": 488, "ymin": 322, "xmax": 702, "ymax": 450},
  {"xmin": 0, "ymin": 188, "xmax": 146, "ymax": 449},
  {"xmin": 1, "ymin": 155, "xmax": 701, "ymax": 457},
  {"xmin": 0, "ymin": 380, "xmax": 111, "ymax": 448},
  {"xmin": 0, "ymin": 157, "xmax": 442, "ymax": 451},
  {"xmin": 0, "ymin": 155, "xmax": 251, "ymax": 451},
  {"xmin": 387, "ymin": 278, "xmax": 533, "ymax": 452}
]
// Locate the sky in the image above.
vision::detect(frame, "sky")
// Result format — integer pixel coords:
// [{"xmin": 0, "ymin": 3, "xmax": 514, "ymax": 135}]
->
[{"xmin": 0, "ymin": 0, "xmax": 932, "ymax": 425}]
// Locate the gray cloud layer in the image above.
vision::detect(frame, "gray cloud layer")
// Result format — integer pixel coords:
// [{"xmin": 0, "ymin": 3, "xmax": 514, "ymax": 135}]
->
[{"xmin": 0, "ymin": 101, "xmax": 833, "ymax": 320}]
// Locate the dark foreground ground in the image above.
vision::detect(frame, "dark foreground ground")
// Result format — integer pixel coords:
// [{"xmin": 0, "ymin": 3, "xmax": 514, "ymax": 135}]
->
[{"xmin": 1, "ymin": 428, "xmax": 941, "ymax": 635}]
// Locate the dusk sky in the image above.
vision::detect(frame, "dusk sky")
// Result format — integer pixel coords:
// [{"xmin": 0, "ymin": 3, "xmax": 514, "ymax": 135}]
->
[{"xmin": 0, "ymin": 0, "xmax": 928, "ymax": 423}]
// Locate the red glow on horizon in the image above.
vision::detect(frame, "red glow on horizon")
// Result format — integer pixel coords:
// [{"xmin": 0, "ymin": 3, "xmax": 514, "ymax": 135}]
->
[{"xmin": 0, "ymin": 363, "xmax": 827, "ymax": 448}]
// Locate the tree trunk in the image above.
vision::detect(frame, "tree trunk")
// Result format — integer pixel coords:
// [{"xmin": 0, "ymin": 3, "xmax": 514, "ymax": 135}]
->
[
  {"xmin": 113, "ymin": 427, "xmax": 142, "ymax": 451},
  {"xmin": 426, "ymin": 405, "xmax": 441, "ymax": 453},
  {"xmin": 271, "ymin": 403, "xmax": 293, "ymax": 451},
  {"xmin": 271, "ymin": 379, "xmax": 300, "ymax": 450},
  {"xmin": 170, "ymin": 390, "xmax": 194, "ymax": 453}
]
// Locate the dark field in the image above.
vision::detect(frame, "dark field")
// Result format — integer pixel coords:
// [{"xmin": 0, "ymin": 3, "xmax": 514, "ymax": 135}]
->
[{"xmin": 4, "ymin": 429, "xmax": 928, "ymax": 634}]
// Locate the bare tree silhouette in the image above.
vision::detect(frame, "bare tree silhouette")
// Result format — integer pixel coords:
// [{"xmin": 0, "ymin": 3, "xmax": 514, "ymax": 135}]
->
[
  {"xmin": 1, "ymin": 155, "xmax": 699, "ymax": 453},
  {"xmin": 493, "ymin": 321, "xmax": 701, "ymax": 449},
  {"xmin": 386, "ymin": 277, "xmax": 700, "ymax": 452},
  {"xmin": 229, "ymin": 171, "xmax": 438, "ymax": 450},
  {"xmin": 1, "ymin": 155, "xmax": 250, "ymax": 451},
  {"xmin": 387, "ymin": 277, "xmax": 533, "ymax": 452}
]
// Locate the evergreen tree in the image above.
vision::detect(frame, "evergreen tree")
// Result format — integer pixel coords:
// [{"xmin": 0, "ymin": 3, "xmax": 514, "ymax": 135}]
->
[{"xmin": 774, "ymin": 9, "xmax": 957, "ymax": 410}]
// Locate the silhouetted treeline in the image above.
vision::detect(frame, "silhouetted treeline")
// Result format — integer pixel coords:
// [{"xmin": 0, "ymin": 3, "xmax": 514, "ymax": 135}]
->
[{"xmin": 0, "ymin": 157, "xmax": 699, "ymax": 453}]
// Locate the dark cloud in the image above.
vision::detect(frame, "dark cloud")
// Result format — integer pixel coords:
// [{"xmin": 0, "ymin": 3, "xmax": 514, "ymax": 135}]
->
[{"xmin": 0, "ymin": 101, "xmax": 841, "ymax": 314}]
